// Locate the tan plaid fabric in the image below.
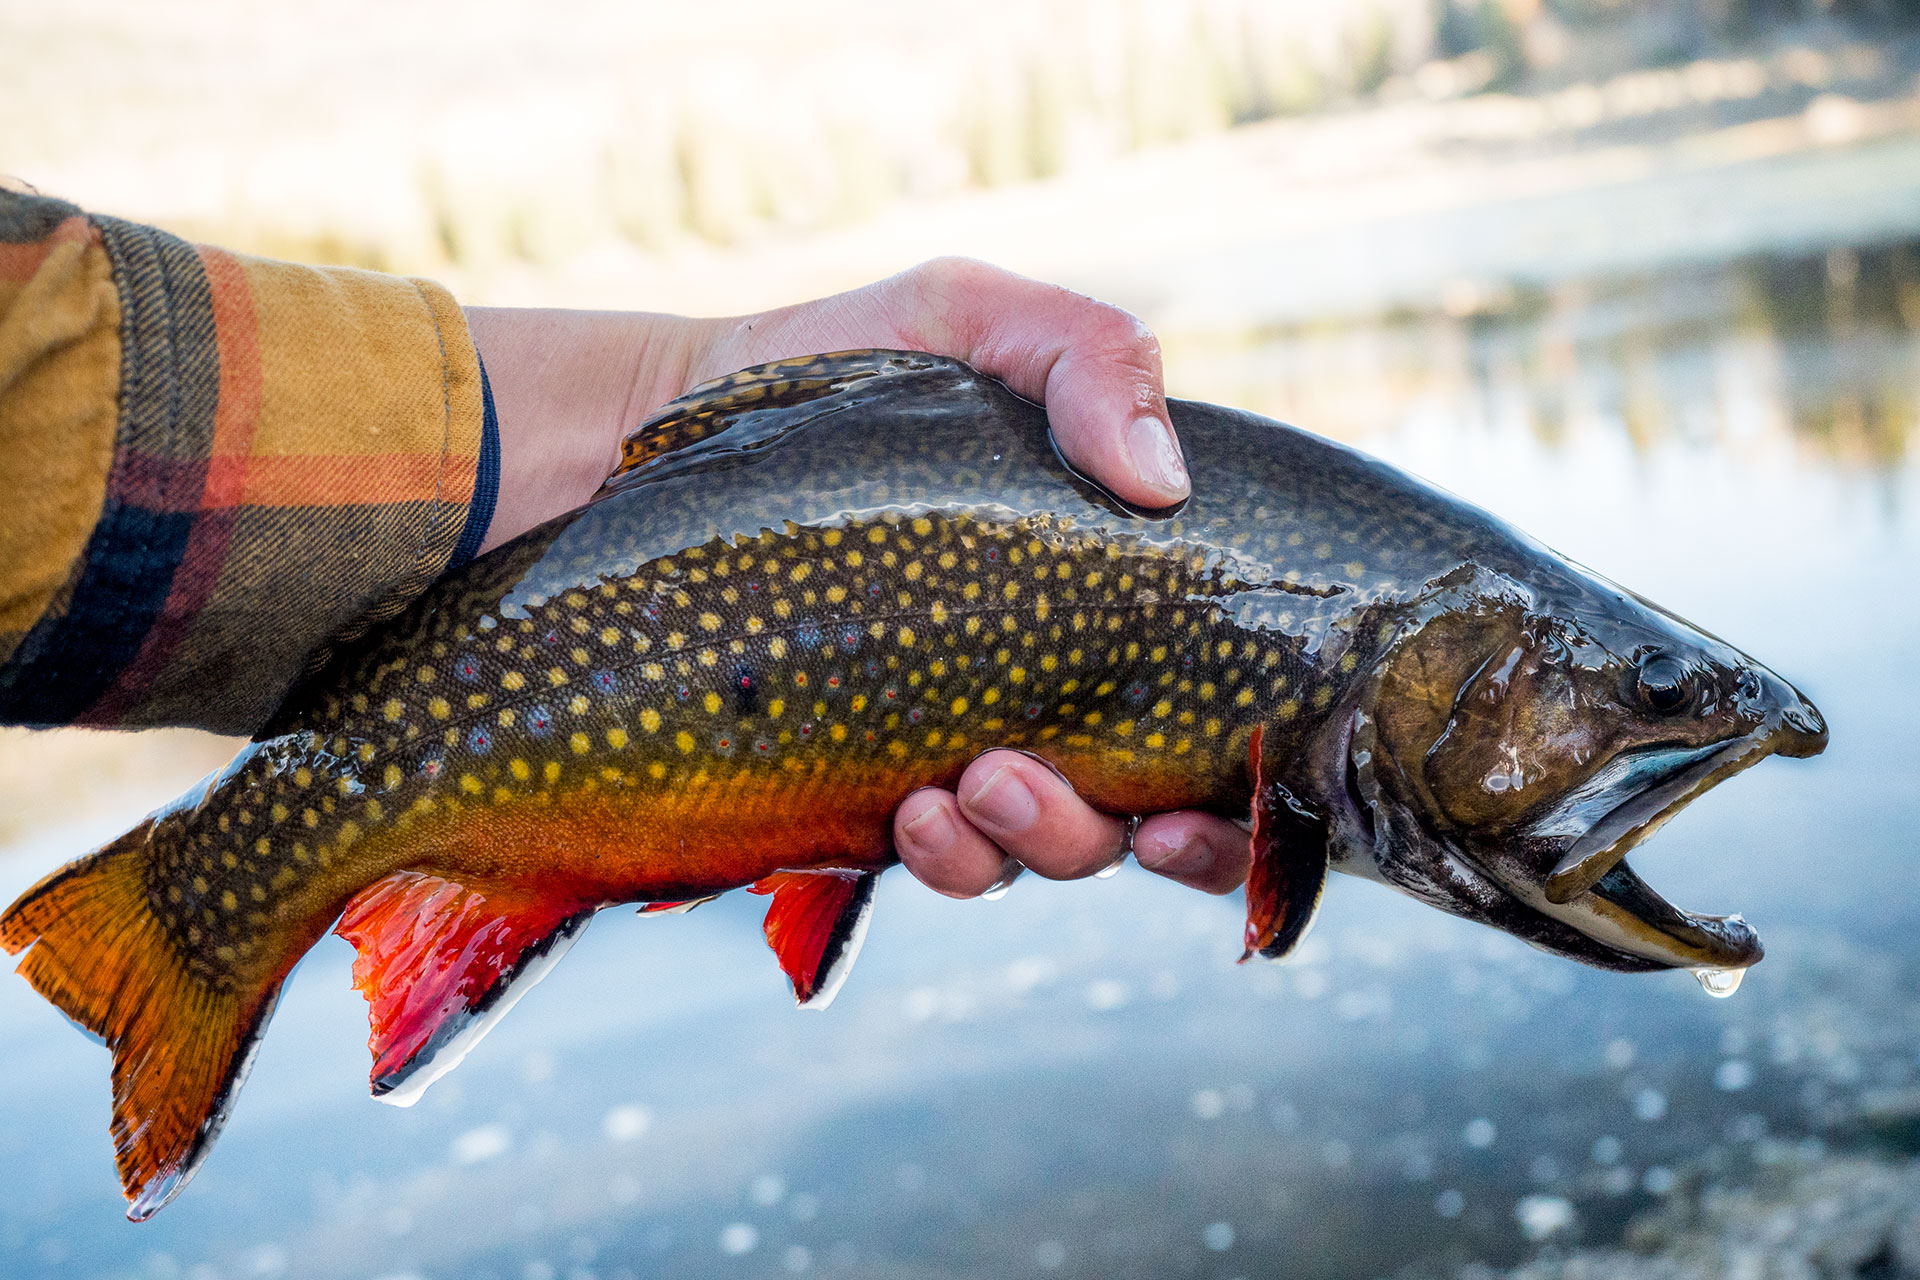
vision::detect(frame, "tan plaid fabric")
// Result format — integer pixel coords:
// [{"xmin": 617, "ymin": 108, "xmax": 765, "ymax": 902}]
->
[{"xmin": 0, "ymin": 190, "xmax": 495, "ymax": 734}]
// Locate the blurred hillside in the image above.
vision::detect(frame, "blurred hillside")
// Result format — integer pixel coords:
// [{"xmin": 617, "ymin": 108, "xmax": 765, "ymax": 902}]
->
[{"xmin": 3, "ymin": 0, "xmax": 1916, "ymax": 291}]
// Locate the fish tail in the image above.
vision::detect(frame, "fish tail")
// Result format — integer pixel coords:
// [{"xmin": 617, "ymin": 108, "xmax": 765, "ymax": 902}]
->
[{"xmin": 0, "ymin": 819, "xmax": 282, "ymax": 1221}]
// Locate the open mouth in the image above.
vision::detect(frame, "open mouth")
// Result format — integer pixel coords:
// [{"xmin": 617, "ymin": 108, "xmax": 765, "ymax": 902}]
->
[{"xmin": 1469, "ymin": 739, "xmax": 1772, "ymax": 976}]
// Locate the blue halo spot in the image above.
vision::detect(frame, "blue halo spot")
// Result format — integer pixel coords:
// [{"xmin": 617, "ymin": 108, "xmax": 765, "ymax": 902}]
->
[{"xmin": 526, "ymin": 707, "xmax": 555, "ymax": 738}]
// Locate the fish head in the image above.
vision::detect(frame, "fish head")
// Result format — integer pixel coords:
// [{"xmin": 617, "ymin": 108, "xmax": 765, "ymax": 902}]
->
[{"xmin": 1333, "ymin": 562, "xmax": 1826, "ymax": 975}]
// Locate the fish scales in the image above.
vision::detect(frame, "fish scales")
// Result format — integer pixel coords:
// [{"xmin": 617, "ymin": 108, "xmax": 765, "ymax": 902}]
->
[
  {"xmin": 1, "ymin": 350, "xmax": 1827, "ymax": 1218},
  {"xmin": 165, "ymin": 355, "xmax": 1461, "ymax": 988}
]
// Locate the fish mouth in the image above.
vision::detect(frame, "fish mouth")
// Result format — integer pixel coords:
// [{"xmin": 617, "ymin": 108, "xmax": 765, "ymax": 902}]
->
[{"xmin": 1469, "ymin": 738, "xmax": 1779, "ymax": 973}]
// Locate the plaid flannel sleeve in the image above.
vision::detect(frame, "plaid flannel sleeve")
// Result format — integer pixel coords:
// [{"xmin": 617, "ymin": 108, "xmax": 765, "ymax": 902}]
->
[{"xmin": 0, "ymin": 189, "xmax": 499, "ymax": 735}]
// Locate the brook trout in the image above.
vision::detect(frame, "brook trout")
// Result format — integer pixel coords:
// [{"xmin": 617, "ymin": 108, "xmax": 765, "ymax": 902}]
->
[{"xmin": 2, "ymin": 352, "xmax": 1826, "ymax": 1218}]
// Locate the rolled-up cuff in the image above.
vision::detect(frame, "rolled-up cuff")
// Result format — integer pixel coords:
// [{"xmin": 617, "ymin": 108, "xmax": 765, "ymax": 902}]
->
[{"xmin": 0, "ymin": 209, "xmax": 487, "ymax": 735}]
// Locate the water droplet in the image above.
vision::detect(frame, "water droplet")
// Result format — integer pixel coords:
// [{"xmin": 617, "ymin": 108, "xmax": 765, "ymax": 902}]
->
[
  {"xmin": 1094, "ymin": 854, "xmax": 1124, "ymax": 879},
  {"xmin": 1693, "ymin": 966, "xmax": 1745, "ymax": 998}
]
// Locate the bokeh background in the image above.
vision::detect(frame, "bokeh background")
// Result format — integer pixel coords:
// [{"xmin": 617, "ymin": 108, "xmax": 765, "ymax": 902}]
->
[{"xmin": 2, "ymin": 2, "xmax": 1918, "ymax": 1277}]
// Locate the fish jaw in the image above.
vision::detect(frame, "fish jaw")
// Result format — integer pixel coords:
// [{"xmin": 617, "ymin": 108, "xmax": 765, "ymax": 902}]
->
[{"xmin": 1324, "ymin": 647, "xmax": 1827, "ymax": 974}]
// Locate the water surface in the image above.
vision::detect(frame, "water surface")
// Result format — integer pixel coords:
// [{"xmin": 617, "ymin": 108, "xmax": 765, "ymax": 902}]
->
[{"xmin": 0, "ymin": 239, "xmax": 1914, "ymax": 1280}]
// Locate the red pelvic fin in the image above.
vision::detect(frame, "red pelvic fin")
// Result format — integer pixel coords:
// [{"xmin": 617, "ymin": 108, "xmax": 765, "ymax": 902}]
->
[
  {"xmin": 1241, "ymin": 725, "xmax": 1331, "ymax": 964},
  {"xmin": 335, "ymin": 872, "xmax": 593, "ymax": 1105},
  {"xmin": 749, "ymin": 870, "xmax": 879, "ymax": 1009},
  {"xmin": 637, "ymin": 895, "xmax": 719, "ymax": 915},
  {"xmin": 0, "ymin": 820, "xmax": 285, "ymax": 1220}
]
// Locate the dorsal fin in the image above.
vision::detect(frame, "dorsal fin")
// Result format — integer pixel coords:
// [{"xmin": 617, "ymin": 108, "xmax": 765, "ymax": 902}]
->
[
  {"xmin": 335, "ymin": 872, "xmax": 592, "ymax": 1105},
  {"xmin": 749, "ymin": 870, "xmax": 879, "ymax": 1009},
  {"xmin": 1241, "ymin": 725, "xmax": 1331, "ymax": 962},
  {"xmin": 599, "ymin": 350, "xmax": 965, "ymax": 494}
]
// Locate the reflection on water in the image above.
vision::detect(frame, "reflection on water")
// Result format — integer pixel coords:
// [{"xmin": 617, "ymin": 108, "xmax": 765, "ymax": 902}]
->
[
  {"xmin": 1166, "ymin": 238, "xmax": 1920, "ymax": 476},
  {"xmin": 0, "ymin": 243, "xmax": 1915, "ymax": 1280}
]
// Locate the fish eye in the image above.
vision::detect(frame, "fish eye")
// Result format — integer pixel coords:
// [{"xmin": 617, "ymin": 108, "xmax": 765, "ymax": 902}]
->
[{"xmin": 1635, "ymin": 653, "xmax": 1694, "ymax": 716}]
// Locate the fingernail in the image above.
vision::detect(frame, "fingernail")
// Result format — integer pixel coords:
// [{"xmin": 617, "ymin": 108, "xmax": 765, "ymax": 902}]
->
[
  {"xmin": 1143, "ymin": 833, "xmax": 1210, "ymax": 877},
  {"xmin": 1126, "ymin": 416, "xmax": 1190, "ymax": 501},
  {"xmin": 965, "ymin": 766, "xmax": 1039, "ymax": 833},
  {"xmin": 902, "ymin": 805, "xmax": 957, "ymax": 855}
]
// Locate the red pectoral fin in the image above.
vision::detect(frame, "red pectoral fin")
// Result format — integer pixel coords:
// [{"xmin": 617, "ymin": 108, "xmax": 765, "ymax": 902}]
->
[
  {"xmin": 749, "ymin": 870, "xmax": 879, "ymax": 1009},
  {"xmin": 1241, "ymin": 725, "xmax": 1331, "ymax": 963},
  {"xmin": 336, "ymin": 872, "xmax": 593, "ymax": 1104}
]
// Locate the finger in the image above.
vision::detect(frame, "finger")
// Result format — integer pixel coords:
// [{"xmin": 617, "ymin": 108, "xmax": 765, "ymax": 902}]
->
[
  {"xmin": 894, "ymin": 787, "xmax": 1017, "ymax": 899},
  {"xmin": 893, "ymin": 258, "xmax": 1188, "ymax": 510},
  {"xmin": 954, "ymin": 751, "xmax": 1128, "ymax": 880},
  {"xmin": 1134, "ymin": 812, "xmax": 1251, "ymax": 895},
  {"xmin": 688, "ymin": 258, "xmax": 1188, "ymax": 509}
]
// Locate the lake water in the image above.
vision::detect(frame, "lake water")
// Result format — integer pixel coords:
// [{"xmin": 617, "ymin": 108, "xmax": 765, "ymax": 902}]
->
[{"xmin": 0, "ymin": 240, "xmax": 1914, "ymax": 1280}]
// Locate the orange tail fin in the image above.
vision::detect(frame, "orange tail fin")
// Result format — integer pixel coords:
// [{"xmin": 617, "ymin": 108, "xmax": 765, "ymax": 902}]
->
[{"xmin": 0, "ymin": 820, "xmax": 284, "ymax": 1220}]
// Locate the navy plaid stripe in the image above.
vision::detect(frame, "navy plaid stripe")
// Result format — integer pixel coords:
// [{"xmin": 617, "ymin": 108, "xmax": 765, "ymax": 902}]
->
[
  {"xmin": 0, "ymin": 188, "xmax": 79, "ymax": 243},
  {"xmin": 0, "ymin": 216, "xmax": 220, "ymax": 727}
]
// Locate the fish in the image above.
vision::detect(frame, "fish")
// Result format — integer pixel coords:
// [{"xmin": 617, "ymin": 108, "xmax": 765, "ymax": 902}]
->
[{"xmin": 0, "ymin": 350, "xmax": 1827, "ymax": 1218}]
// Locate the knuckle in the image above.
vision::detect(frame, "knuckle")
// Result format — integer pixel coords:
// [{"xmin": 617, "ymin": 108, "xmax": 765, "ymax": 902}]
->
[{"xmin": 906, "ymin": 255, "xmax": 1000, "ymax": 296}]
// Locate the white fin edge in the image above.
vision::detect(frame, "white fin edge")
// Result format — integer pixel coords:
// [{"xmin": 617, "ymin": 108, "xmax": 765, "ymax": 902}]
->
[
  {"xmin": 799, "ymin": 874, "xmax": 877, "ymax": 1011},
  {"xmin": 376, "ymin": 911, "xmax": 592, "ymax": 1108}
]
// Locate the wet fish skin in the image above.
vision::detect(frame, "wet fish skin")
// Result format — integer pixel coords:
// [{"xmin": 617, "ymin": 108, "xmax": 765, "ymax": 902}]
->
[{"xmin": 0, "ymin": 350, "xmax": 1825, "ymax": 1218}]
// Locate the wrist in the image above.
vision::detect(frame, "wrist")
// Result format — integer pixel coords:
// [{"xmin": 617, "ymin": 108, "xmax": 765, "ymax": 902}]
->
[{"xmin": 463, "ymin": 306, "xmax": 711, "ymax": 552}]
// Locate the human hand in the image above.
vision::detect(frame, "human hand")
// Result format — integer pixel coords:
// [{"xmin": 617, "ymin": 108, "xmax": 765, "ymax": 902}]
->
[{"xmin": 466, "ymin": 258, "xmax": 1251, "ymax": 899}]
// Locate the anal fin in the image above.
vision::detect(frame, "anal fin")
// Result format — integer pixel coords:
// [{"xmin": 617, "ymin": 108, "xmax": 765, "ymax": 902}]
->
[
  {"xmin": 1241, "ymin": 725, "xmax": 1332, "ymax": 963},
  {"xmin": 749, "ymin": 870, "xmax": 879, "ymax": 1009},
  {"xmin": 335, "ymin": 872, "xmax": 593, "ymax": 1105}
]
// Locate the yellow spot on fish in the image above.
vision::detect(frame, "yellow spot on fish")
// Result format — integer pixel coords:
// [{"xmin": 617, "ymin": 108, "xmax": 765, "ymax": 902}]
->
[
  {"xmin": 640, "ymin": 707, "xmax": 661, "ymax": 733},
  {"xmin": 416, "ymin": 666, "xmax": 435, "ymax": 684},
  {"xmin": 548, "ymin": 667, "xmax": 568, "ymax": 686},
  {"xmin": 221, "ymin": 891, "xmax": 238, "ymax": 911},
  {"xmin": 950, "ymin": 696, "xmax": 969, "ymax": 715},
  {"xmin": 607, "ymin": 728, "xmax": 629, "ymax": 749},
  {"xmin": 460, "ymin": 774, "xmax": 483, "ymax": 795},
  {"xmin": 1146, "ymin": 732, "xmax": 1166, "ymax": 748},
  {"xmin": 570, "ymin": 694, "xmax": 590, "ymax": 715},
  {"xmin": 675, "ymin": 731, "xmax": 696, "ymax": 753},
  {"xmin": 502, "ymin": 670, "xmax": 525, "ymax": 691},
  {"xmin": 1236, "ymin": 687, "xmax": 1255, "ymax": 706},
  {"xmin": 768, "ymin": 698, "xmax": 785, "ymax": 718},
  {"xmin": 703, "ymin": 691, "xmax": 722, "ymax": 714},
  {"xmin": 570, "ymin": 732, "xmax": 591, "ymax": 754},
  {"xmin": 383, "ymin": 699, "xmax": 404, "ymax": 722},
  {"xmin": 511, "ymin": 758, "xmax": 530, "ymax": 781},
  {"xmin": 428, "ymin": 696, "xmax": 450, "ymax": 720},
  {"xmin": 601, "ymin": 627, "xmax": 620, "ymax": 646},
  {"xmin": 544, "ymin": 761, "xmax": 561, "ymax": 783}
]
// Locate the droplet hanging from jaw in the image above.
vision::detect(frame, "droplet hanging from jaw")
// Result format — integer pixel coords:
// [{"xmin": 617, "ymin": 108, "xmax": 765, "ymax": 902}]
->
[{"xmin": 1692, "ymin": 966, "xmax": 1745, "ymax": 998}]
